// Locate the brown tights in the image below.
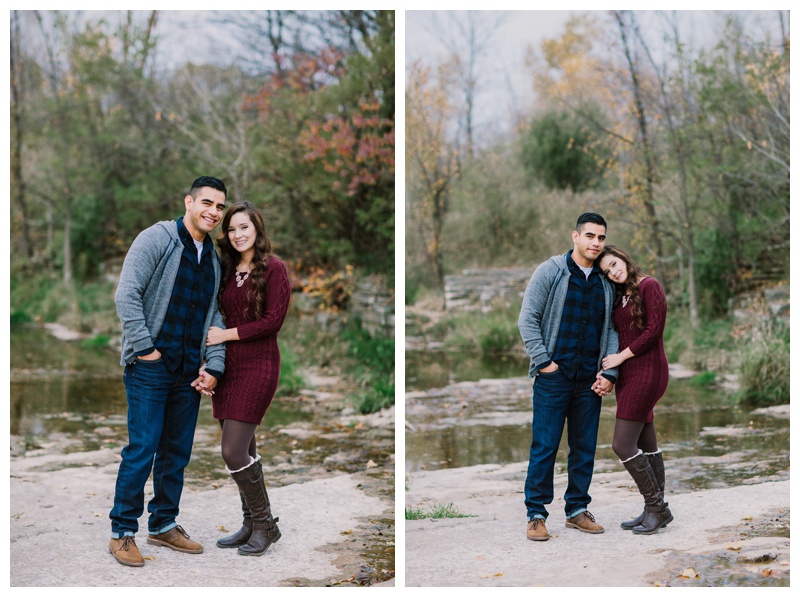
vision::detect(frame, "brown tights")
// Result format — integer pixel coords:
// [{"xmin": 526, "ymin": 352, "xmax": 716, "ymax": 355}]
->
[
  {"xmin": 612, "ymin": 418, "xmax": 659, "ymax": 462},
  {"xmin": 219, "ymin": 419, "xmax": 258, "ymax": 471}
]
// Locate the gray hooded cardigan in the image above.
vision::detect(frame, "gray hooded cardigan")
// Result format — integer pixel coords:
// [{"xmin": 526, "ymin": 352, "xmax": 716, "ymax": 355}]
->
[
  {"xmin": 518, "ymin": 253, "xmax": 619, "ymax": 381},
  {"xmin": 114, "ymin": 220, "xmax": 226, "ymax": 376}
]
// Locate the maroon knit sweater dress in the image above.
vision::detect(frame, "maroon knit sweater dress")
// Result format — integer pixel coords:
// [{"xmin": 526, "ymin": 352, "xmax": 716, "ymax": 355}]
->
[
  {"xmin": 613, "ymin": 277, "xmax": 669, "ymax": 423},
  {"xmin": 212, "ymin": 257, "xmax": 291, "ymax": 424}
]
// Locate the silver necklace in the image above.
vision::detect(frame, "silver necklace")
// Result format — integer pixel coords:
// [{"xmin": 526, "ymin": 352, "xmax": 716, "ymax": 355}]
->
[{"xmin": 235, "ymin": 266, "xmax": 252, "ymax": 287}]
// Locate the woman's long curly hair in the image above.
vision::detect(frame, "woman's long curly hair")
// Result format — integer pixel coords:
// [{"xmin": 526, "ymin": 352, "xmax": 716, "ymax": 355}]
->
[
  {"xmin": 598, "ymin": 245, "xmax": 647, "ymax": 331},
  {"xmin": 217, "ymin": 201, "xmax": 273, "ymax": 322}
]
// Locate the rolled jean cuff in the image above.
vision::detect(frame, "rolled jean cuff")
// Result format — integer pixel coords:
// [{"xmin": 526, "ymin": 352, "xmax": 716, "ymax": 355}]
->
[
  {"xmin": 111, "ymin": 531, "xmax": 136, "ymax": 539},
  {"xmin": 566, "ymin": 507, "xmax": 587, "ymax": 519},
  {"xmin": 530, "ymin": 514, "xmax": 546, "ymax": 521},
  {"xmin": 148, "ymin": 521, "xmax": 177, "ymax": 535}
]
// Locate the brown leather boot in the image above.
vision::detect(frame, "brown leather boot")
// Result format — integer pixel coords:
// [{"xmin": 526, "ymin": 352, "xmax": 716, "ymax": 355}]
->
[
  {"xmin": 147, "ymin": 525, "xmax": 204, "ymax": 553},
  {"xmin": 217, "ymin": 489, "xmax": 253, "ymax": 548},
  {"xmin": 109, "ymin": 536, "xmax": 144, "ymax": 567},
  {"xmin": 621, "ymin": 451, "xmax": 667, "ymax": 530},
  {"xmin": 231, "ymin": 459, "xmax": 281, "ymax": 556},
  {"xmin": 622, "ymin": 452, "xmax": 672, "ymax": 534}
]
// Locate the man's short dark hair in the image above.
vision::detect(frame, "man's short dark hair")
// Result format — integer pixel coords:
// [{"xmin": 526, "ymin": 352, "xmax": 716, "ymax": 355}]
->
[
  {"xmin": 190, "ymin": 176, "xmax": 227, "ymax": 198},
  {"xmin": 576, "ymin": 212, "xmax": 607, "ymax": 232}
]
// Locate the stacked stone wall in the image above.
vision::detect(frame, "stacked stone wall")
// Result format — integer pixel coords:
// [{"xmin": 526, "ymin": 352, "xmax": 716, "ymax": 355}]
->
[
  {"xmin": 444, "ymin": 268, "xmax": 533, "ymax": 312},
  {"xmin": 351, "ymin": 276, "xmax": 395, "ymax": 337}
]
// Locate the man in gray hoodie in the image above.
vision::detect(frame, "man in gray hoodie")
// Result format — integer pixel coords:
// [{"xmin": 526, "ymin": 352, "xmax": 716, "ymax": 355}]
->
[
  {"xmin": 108, "ymin": 176, "xmax": 227, "ymax": 566},
  {"xmin": 518, "ymin": 212, "xmax": 619, "ymax": 541}
]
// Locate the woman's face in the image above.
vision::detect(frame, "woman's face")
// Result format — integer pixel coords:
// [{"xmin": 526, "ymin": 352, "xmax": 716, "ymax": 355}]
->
[
  {"xmin": 600, "ymin": 253, "xmax": 628, "ymax": 284},
  {"xmin": 227, "ymin": 211, "xmax": 257, "ymax": 256}
]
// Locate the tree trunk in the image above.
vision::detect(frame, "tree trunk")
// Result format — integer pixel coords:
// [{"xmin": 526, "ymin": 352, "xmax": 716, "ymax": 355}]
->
[
  {"xmin": 431, "ymin": 187, "xmax": 446, "ymax": 288},
  {"xmin": 687, "ymin": 249, "xmax": 699, "ymax": 329},
  {"xmin": 35, "ymin": 11, "xmax": 75, "ymax": 292},
  {"xmin": 63, "ymin": 198, "xmax": 73, "ymax": 286},
  {"xmin": 10, "ymin": 11, "xmax": 33, "ymax": 260},
  {"xmin": 613, "ymin": 11, "xmax": 669, "ymax": 289}
]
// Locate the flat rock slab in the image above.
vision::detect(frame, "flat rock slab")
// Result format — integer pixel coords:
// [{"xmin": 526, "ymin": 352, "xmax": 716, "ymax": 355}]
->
[
  {"xmin": 43, "ymin": 322, "xmax": 85, "ymax": 341},
  {"xmin": 405, "ymin": 463, "xmax": 789, "ymax": 586},
  {"xmin": 10, "ymin": 449, "xmax": 385, "ymax": 586}
]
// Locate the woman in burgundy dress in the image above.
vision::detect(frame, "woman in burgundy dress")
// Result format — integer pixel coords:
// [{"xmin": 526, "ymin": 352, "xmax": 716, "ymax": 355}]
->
[
  {"xmin": 598, "ymin": 245, "xmax": 673, "ymax": 535},
  {"xmin": 204, "ymin": 201, "xmax": 291, "ymax": 556}
]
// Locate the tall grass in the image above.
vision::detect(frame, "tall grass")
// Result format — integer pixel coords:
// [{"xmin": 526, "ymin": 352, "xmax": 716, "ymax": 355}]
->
[
  {"xmin": 662, "ymin": 308, "xmax": 738, "ymax": 373},
  {"xmin": 10, "ymin": 271, "xmax": 119, "ymax": 333},
  {"xmin": 735, "ymin": 319, "xmax": 789, "ymax": 407},
  {"xmin": 342, "ymin": 318, "xmax": 395, "ymax": 414},
  {"xmin": 663, "ymin": 307, "xmax": 789, "ymax": 407},
  {"xmin": 276, "ymin": 314, "xmax": 394, "ymax": 412},
  {"xmin": 405, "ymin": 502, "xmax": 475, "ymax": 520},
  {"xmin": 276, "ymin": 340, "xmax": 305, "ymax": 397},
  {"xmin": 429, "ymin": 302, "xmax": 522, "ymax": 355}
]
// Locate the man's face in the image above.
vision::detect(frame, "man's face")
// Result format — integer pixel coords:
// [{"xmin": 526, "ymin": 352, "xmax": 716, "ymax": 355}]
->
[
  {"xmin": 184, "ymin": 187, "xmax": 226, "ymax": 240},
  {"xmin": 571, "ymin": 223, "xmax": 606, "ymax": 265}
]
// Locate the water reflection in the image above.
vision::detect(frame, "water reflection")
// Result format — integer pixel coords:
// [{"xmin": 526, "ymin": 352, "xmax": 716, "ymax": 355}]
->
[
  {"xmin": 9, "ymin": 325, "xmax": 307, "ymax": 443},
  {"xmin": 406, "ymin": 349, "xmax": 530, "ymax": 390},
  {"xmin": 405, "ymin": 349, "xmax": 789, "ymax": 487}
]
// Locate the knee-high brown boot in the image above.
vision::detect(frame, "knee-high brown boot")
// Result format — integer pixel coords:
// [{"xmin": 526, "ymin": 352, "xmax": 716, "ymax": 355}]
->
[
  {"xmin": 216, "ymin": 487, "xmax": 252, "ymax": 548},
  {"xmin": 231, "ymin": 459, "xmax": 281, "ymax": 556},
  {"xmin": 622, "ymin": 452, "xmax": 673, "ymax": 535},
  {"xmin": 620, "ymin": 451, "xmax": 667, "ymax": 530}
]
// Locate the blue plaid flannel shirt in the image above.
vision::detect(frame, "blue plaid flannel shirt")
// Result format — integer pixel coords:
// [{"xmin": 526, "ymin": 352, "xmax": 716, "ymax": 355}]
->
[
  {"xmin": 151, "ymin": 217, "xmax": 217, "ymax": 376},
  {"xmin": 551, "ymin": 250, "xmax": 607, "ymax": 381}
]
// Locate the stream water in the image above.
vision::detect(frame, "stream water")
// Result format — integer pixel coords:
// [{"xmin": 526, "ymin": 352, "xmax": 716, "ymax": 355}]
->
[{"xmin": 405, "ymin": 349, "xmax": 790, "ymax": 494}]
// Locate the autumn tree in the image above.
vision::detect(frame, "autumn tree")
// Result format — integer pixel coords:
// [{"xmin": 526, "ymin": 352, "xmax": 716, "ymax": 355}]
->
[{"xmin": 406, "ymin": 60, "xmax": 461, "ymax": 287}]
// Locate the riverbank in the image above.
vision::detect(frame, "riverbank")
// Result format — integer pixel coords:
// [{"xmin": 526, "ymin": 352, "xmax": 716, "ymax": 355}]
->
[
  {"xmin": 406, "ymin": 281, "xmax": 790, "ymax": 407},
  {"xmin": 405, "ymin": 463, "xmax": 789, "ymax": 587},
  {"xmin": 10, "ymin": 365, "xmax": 395, "ymax": 587}
]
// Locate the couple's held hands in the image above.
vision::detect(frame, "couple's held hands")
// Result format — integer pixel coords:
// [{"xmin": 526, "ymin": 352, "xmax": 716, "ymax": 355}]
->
[
  {"xmin": 540, "ymin": 360, "xmax": 612, "ymax": 395},
  {"xmin": 192, "ymin": 367, "xmax": 218, "ymax": 396},
  {"xmin": 592, "ymin": 375, "xmax": 613, "ymax": 397}
]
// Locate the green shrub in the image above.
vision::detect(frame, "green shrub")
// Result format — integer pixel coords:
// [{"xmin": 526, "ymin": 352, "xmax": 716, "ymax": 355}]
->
[
  {"xmin": 10, "ymin": 310, "xmax": 32, "ymax": 325},
  {"xmin": 690, "ymin": 370, "xmax": 716, "ymax": 387},
  {"xmin": 342, "ymin": 319, "xmax": 395, "ymax": 414},
  {"xmin": 478, "ymin": 313, "xmax": 520, "ymax": 354},
  {"xmin": 81, "ymin": 334, "xmax": 111, "ymax": 350},
  {"xmin": 735, "ymin": 320, "xmax": 789, "ymax": 407},
  {"xmin": 663, "ymin": 309, "xmax": 737, "ymax": 372},
  {"xmin": 437, "ymin": 303, "xmax": 521, "ymax": 355},
  {"xmin": 353, "ymin": 382, "xmax": 395, "ymax": 414},
  {"xmin": 405, "ymin": 275, "xmax": 421, "ymax": 306},
  {"xmin": 276, "ymin": 341, "xmax": 305, "ymax": 397}
]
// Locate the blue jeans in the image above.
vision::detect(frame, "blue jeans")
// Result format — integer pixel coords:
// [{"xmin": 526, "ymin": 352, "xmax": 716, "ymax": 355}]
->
[
  {"xmin": 109, "ymin": 358, "xmax": 201, "ymax": 538},
  {"xmin": 524, "ymin": 368, "xmax": 602, "ymax": 520}
]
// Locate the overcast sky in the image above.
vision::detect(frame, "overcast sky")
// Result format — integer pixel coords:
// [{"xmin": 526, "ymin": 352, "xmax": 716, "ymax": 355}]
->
[
  {"xmin": 404, "ymin": 9, "xmax": 787, "ymax": 146},
  {"xmin": 406, "ymin": 10, "xmax": 577, "ymax": 144}
]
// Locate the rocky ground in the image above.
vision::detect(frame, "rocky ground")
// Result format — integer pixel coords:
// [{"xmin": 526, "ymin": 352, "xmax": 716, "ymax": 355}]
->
[
  {"xmin": 9, "ymin": 370, "xmax": 396, "ymax": 587},
  {"xmin": 405, "ymin": 463, "xmax": 789, "ymax": 587},
  {"xmin": 404, "ymin": 375, "xmax": 790, "ymax": 587}
]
